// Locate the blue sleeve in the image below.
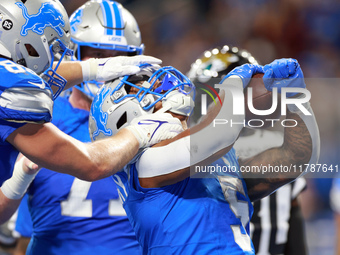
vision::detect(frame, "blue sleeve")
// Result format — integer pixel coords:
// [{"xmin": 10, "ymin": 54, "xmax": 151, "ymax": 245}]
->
[
  {"xmin": 0, "ymin": 119, "xmax": 25, "ymax": 143},
  {"xmin": 15, "ymin": 194, "xmax": 33, "ymax": 237},
  {"xmin": 0, "ymin": 58, "xmax": 53, "ymax": 124}
]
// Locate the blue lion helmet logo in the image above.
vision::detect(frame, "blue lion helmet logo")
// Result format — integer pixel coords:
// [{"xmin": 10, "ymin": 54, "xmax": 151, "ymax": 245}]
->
[
  {"xmin": 16, "ymin": 2, "xmax": 65, "ymax": 37},
  {"xmin": 70, "ymin": 8, "xmax": 83, "ymax": 33},
  {"xmin": 91, "ymin": 86, "xmax": 113, "ymax": 140}
]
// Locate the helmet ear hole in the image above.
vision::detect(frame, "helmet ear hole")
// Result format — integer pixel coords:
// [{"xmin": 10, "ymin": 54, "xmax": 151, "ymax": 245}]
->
[
  {"xmin": 25, "ymin": 44, "xmax": 39, "ymax": 57},
  {"xmin": 116, "ymin": 111, "xmax": 127, "ymax": 130}
]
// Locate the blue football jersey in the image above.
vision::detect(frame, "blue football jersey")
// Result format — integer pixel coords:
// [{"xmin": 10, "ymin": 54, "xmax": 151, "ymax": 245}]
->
[
  {"xmin": 0, "ymin": 58, "xmax": 53, "ymax": 184},
  {"xmin": 114, "ymin": 148, "xmax": 255, "ymax": 255},
  {"xmin": 15, "ymin": 96, "xmax": 141, "ymax": 255},
  {"xmin": 15, "ymin": 194, "xmax": 32, "ymax": 237}
]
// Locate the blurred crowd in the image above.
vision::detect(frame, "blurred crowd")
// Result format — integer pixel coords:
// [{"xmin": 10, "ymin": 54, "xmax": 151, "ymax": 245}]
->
[{"xmin": 7, "ymin": 0, "xmax": 339, "ymax": 254}]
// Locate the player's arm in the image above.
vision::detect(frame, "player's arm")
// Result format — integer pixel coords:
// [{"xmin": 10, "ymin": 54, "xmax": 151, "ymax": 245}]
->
[
  {"xmin": 138, "ymin": 95, "xmax": 234, "ymax": 188},
  {"xmin": 0, "ymin": 156, "xmax": 39, "ymax": 224},
  {"xmin": 0, "ymin": 192, "xmax": 21, "ymax": 224},
  {"xmin": 13, "ymin": 237, "xmax": 30, "ymax": 255},
  {"xmin": 6, "ymin": 112, "xmax": 183, "ymax": 182},
  {"xmin": 241, "ymin": 108, "xmax": 313, "ymax": 201},
  {"xmin": 241, "ymin": 59, "xmax": 320, "ymax": 201},
  {"xmin": 138, "ymin": 65, "xmax": 263, "ymax": 188},
  {"xmin": 7, "ymin": 122, "xmax": 138, "ymax": 181},
  {"xmin": 54, "ymin": 55, "xmax": 162, "ymax": 91}
]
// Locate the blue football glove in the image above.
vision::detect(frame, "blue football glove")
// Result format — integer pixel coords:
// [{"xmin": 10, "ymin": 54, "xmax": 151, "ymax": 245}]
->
[
  {"xmin": 263, "ymin": 58, "xmax": 306, "ymax": 97},
  {"xmin": 220, "ymin": 64, "xmax": 264, "ymax": 88}
]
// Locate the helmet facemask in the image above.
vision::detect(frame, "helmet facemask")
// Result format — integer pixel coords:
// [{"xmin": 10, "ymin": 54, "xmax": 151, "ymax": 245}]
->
[
  {"xmin": 89, "ymin": 65, "xmax": 195, "ymax": 141},
  {"xmin": 41, "ymin": 39, "xmax": 73, "ymax": 100},
  {"xmin": 112, "ymin": 65, "xmax": 196, "ymax": 117},
  {"xmin": 0, "ymin": 0, "xmax": 73, "ymax": 100}
]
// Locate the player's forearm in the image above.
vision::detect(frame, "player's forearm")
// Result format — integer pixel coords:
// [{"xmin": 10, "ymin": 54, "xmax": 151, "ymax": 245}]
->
[
  {"xmin": 0, "ymin": 156, "xmax": 39, "ymax": 224},
  {"xmin": 242, "ymin": 110, "xmax": 312, "ymax": 201},
  {"xmin": 81, "ymin": 128, "xmax": 140, "ymax": 181},
  {"xmin": 0, "ymin": 190, "xmax": 21, "ymax": 224},
  {"xmin": 10, "ymin": 123, "xmax": 139, "ymax": 182},
  {"xmin": 42, "ymin": 128, "xmax": 139, "ymax": 181},
  {"xmin": 0, "ymin": 159, "xmax": 38, "ymax": 224},
  {"xmin": 54, "ymin": 61, "xmax": 83, "ymax": 90},
  {"xmin": 137, "ymin": 81, "xmax": 244, "ymax": 187}
]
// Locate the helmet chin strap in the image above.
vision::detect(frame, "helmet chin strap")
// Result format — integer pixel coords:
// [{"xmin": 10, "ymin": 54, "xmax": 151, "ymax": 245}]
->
[{"xmin": 157, "ymin": 90, "xmax": 194, "ymax": 117}]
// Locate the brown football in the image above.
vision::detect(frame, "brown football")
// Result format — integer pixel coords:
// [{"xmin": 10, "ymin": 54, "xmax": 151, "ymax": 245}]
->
[{"xmin": 244, "ymin": 73, "xmax": 281, "ymax": 128}]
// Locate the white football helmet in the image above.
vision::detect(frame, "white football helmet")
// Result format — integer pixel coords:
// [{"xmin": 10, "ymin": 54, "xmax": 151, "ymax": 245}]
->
[
  {"xmin": 89, "ymin": 64, "xmax": 195, "ymax": 141},
  {"xmin": 0, "ymin": 0, "xmax": 73, "ymax": 99},
  {"xmin": 69, "ymin": 0, "xmax": 144, "ymax": 99}
]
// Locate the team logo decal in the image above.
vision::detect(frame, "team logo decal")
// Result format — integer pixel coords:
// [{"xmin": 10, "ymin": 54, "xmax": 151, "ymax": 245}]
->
[
  {"xmin": 70, "ymin": 8, "xmax": 83, "ymax": 33},
  {"xmin": 15, "ymin": 2, "xmax": 65, "ymax": 37},
  {"xmin": 2, "ymin": 19, "xmax": 13, "ymax": 30},
  {"xmin": 91, "ymin": 86, "xmax": 113, "ymax": 139}
]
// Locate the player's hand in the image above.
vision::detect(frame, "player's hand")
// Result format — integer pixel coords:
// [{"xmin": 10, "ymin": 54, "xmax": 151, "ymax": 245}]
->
[
  {"xmin": 263, "ymin": 58, "xmax": 306, "ymax": 97},
  {"xmin": 125, "ymin": 113, "xmax": 184, "ymax": 148},
  {"xmin": 1, "ymin": 156, "xmax": 40, "ymax": 200},
  {"xmin": 220, "ymin": 64, "xmax": 264, "ymax": 88},
  {"xmin": 22, "ymin": 157, "xmax": 40, "ymax": 175},
  {"xmin": 81, "ymin": 55, "xmax": 162, "ymax": 82}
]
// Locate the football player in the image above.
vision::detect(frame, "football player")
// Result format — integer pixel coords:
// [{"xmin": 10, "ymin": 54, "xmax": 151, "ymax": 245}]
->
[
  {"xmin": 89, "ymin": 58, "xmax": 319, "ymax": 254},
  {"xmin": 0, "ymin": 0, "xmax": 182, "ymax": 224},
  {"xmin": 188, "ymin": 45, "xmax": 309, "ymax": 255},
  {"xmin": 13, "ymin": 1, "xmax": 145, "ymax": 254}
]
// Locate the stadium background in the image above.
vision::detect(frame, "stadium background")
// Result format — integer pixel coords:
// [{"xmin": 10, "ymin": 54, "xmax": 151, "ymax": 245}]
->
[{"xmin": 5, "ymin": 0, "xmax": 340, "ymax": 254}]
